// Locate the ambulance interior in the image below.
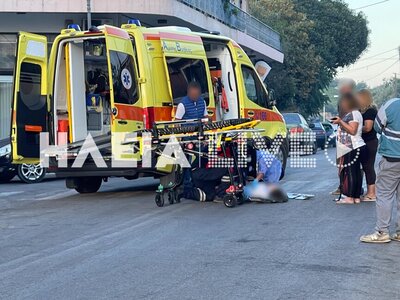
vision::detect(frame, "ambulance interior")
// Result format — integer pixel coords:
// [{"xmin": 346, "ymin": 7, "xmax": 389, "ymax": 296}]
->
[
  {"xmin": 203, "ymin": 40, "xmax": 239, "ymax": 121},
  {"xmin": 53, "ymin": 37, "xmax": 112, "ymax": 147}
]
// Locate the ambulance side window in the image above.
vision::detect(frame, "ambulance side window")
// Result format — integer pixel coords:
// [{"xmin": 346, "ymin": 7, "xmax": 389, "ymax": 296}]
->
[
  {"xmin": 241, "ymin": 65, "xmax": 267, "ymax": 107},
  {"xmin": 19, "ymin": 62, "xmax": 45, "ymax": 110},
  {"xmin": 130, "ymin": 36, "xmax": 140, "ymax": 77},
  {"xmin": 166, "ymin": 57, "xmax": 209, "ymax": 105},
  {"xmin": 109, "ymin": 50, "xmax": 138, "ymax": 105}
]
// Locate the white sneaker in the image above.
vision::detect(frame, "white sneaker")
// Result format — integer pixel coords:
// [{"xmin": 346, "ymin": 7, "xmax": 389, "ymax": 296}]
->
[
  {"xmin": 360, "ymin": 232, "xmax": 391, "ymax": 243},
  {"xmin": 391, "ymin": 232, "xmax": 400, "ymax": 242}
]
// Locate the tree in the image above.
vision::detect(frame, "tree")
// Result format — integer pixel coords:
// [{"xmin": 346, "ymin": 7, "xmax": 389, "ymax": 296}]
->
[
  {"xmin": 293, "ymin": 0, "xmax": 369, "ymax": 115},
  {"xmin": 248, "ymin": 0, "xmax": 369, "ymax": 116},
  {"xmin": 249, "ymin": 0, "xmax": 322, "ymax": 114},
  {"xmin": 371, "ymin": 78, "xmax": 400, "ymax": 107},
  {"xmin": 294, "ymin": 0, "xmax": 369, "ymax": 70}
]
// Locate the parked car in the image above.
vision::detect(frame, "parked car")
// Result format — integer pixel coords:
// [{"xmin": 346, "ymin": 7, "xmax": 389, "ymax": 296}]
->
[
  {"xmin": 322, "ymin": 122, "xmax": 337, "ymax": 148},
  {"xmin": 309, "ymin": 121, "xmax": 327, "ymax": 149},
  {"xmin": 0, "ymin": 138, "xmax": 46, "ymax": 183},
  {"xmin": 282, "ymin": 113, "xmax": 317, "ymax": 155}
]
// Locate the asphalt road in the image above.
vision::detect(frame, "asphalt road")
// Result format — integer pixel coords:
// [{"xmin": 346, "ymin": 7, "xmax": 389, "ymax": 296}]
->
[{"xmin": 1, "ymin": 148, "xmax": 400, "ymax": 300}]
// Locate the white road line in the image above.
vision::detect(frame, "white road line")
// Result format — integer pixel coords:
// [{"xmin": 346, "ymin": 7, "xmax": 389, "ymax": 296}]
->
[
  {"xmin": 0, "ymin": 191, "xmax": 24, "ymax": 197},
  {"xmin": 37, "ymin": 190, "xmax": 77, "ymax": 200}
]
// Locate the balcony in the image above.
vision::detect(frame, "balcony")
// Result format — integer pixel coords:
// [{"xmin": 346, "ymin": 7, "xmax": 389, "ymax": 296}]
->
[
  {"xmin": 178, "ymin": 0, "xmax": 281, "ymax": 51},
  {"xmin": 0, "ymin": 0, "xmax": 284, "ymax": 63}
]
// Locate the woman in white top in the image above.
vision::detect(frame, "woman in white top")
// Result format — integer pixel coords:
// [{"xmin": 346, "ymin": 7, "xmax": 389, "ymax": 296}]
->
[{"xmin": 332, "ymin": 93, "xmax": 366, "ymax": 204}]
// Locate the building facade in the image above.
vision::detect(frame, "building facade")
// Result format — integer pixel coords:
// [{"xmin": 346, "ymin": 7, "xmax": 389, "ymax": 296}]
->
[{"xmin": 0, "ymin": 0, "xmax": 283, "ymax": 139}]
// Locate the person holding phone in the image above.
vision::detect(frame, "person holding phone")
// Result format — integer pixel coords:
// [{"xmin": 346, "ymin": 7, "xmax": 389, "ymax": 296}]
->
[
  {"xmin": 331, "ymin": 79, "xmax": 357, "ymax": 196},
  {"xmin": 331, "ymin": 93, "xmax": 366, "ymax": 204}
]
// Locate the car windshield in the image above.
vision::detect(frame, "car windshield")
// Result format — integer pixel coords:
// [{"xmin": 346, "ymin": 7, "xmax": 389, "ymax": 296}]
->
[
  {"xmin": 283, "ymin": 114, "xmax": 301, "ymax": 124},
  {"xmin": 323, "ymin": 124, "xmax": 332, "ymax": 131},
  {"xmin": 313, "ymin": 122, "xmax": 323, "ymax": 129}
]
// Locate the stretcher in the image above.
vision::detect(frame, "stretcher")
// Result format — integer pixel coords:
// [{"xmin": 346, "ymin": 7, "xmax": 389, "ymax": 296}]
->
[{"xmin": 124, "ymin": 118, "xmax": 263, "ymax": 207}]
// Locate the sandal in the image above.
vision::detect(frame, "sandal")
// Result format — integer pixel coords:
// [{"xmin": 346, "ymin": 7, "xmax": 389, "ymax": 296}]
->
[
  {"xmin": 336, "ymin": 197, "xmax": 356, "ymax": 205},
  {"xmin": 362, "ymin": 195, "xmax": 376, "ymax": 202}
]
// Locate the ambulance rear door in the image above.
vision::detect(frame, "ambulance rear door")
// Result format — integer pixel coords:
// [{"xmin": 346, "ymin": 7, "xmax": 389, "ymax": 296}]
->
[
  {"xmin": 104, "ymin": 26, "xmax": 143, "ymax": 161},
  {"xmin": 11, "ymin": 32, "xmax": 48, "ymax": 164},
  {"xmin": 159, "ymin": 32, "xmax": 215, "ymax": 120}
]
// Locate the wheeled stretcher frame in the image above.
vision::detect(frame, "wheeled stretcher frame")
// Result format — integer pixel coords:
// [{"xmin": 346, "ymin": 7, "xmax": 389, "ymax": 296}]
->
[{"xmin": 124, "ymin": 118, "xmax": 263, "ymax": 207}]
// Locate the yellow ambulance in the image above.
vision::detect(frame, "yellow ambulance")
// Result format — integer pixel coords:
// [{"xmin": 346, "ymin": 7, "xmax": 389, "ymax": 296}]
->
[{"xmin": 11, "ymin": 21, "xmax": 287, "ymax": 193}]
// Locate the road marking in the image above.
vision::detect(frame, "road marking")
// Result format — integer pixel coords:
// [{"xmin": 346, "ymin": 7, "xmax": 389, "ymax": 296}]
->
[
  {"xmin": 37, "ymin": 190, "xmax": 77, "ymax": 200},
  {"xmin": 0, "ymin": 191, "xmax": 23, "ymax": 197}
]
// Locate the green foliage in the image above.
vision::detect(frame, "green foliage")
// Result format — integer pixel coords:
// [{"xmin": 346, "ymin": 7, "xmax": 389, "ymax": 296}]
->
[
  {"xmin": 248, "ymin": 0, "xmax": 369, "ymax": 117},
  {"xmin": 371, "ymin": 78, "xmax": 400, "ymax": 107},
  {"xmin": 249, "ymin": 0, "xmax": 322, "ymax": 115},
  {"xmin": 294, "ymin": 0, "xmax": 369, "ymax": 69}
]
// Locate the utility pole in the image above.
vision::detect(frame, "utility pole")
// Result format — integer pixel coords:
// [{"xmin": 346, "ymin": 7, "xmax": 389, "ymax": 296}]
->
[
  {"xmin": 394, "ymin": 47, "xmax": 400, "ymax": 98},
  {"xmin": 87, "ymin": 0, "xmax": 92, "ymax": 29}
]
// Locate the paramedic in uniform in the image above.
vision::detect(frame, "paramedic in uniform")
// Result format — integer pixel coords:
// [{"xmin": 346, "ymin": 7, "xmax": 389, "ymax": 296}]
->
[{"xmin": 175, "ymin": 81, "xmax": 208, "ymax": 120}]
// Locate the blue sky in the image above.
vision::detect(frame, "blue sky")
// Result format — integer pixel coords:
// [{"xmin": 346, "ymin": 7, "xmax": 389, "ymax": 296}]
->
[{"xmin": 338, "ymin": 0, "xmax": 400, "ymax": 87}]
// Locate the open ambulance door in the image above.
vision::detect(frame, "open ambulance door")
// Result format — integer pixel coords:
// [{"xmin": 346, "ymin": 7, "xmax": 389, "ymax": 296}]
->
[
  {"xmin": 159, "ymin": 32, "xmax": 215, "ymax": 120},
  {"xmin": 104, "ymin": 26, "xmax": 143, "ymax": 162},
  {"xmin": 11, "ymin": 32, "xmax": 48, "ymax": 164}
]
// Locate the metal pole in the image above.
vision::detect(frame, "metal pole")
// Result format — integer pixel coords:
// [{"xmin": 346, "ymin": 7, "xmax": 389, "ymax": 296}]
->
[{"xmin": 87, "ymin": 0, "xmax": 92, "ymax": 29}]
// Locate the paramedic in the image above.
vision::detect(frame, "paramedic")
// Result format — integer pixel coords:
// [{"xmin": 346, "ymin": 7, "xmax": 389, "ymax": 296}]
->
[{"xmin": 175, "ymin": 81, "xmax": 208, "ymax": 120}]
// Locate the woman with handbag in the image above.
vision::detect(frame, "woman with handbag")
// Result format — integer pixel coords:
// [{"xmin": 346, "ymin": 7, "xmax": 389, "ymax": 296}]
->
[{"xmin": 332, "ymin": 93, "xmax": 366, "ymax": 204}]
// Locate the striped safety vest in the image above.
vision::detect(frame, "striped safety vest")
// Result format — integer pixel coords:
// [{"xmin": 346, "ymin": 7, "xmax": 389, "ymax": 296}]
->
[{"xmin": 375, "ymin": 98, "xmax": 400, "ymax": 159}]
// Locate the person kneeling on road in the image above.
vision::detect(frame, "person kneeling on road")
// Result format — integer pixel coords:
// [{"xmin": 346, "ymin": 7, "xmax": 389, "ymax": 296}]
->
[
  {"xmin": 244, "ymin": 150, "xmax": 287, "ymax": 203},
  {"xmin": 255, "ymin": 150, "xmax": 282, "ymax": 183},
  {"xmin": 178, "ymin": 145, "xmax": 228, "ymax": 202}
]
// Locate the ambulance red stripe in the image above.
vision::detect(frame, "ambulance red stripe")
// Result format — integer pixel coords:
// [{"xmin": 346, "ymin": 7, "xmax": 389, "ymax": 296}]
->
[
  {"xmin": 105, "ymin": 26, "xmax": 129, "ymax": 39},
  {"xmin": 159, "ymin": 32, "xmax": 202, "ymax": 43}
]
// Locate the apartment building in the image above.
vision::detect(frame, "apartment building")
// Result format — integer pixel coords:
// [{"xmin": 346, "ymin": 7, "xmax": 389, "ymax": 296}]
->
[{"xmin": 0, "ymin": 0, "xmax": 283, "ymax": 139}]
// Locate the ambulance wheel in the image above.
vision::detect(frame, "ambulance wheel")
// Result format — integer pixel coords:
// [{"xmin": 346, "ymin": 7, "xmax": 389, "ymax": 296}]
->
[
  {"xmin": 17, "ymin": 163, "xmax": 46, "ymax": 184},
  {"xmin": 223, "ymin": 194, "xmax": 237, "ymax": 208},
  {"xmin": 277, "ymin": 137, "xmax": 289, "ymax": 180},
  {"xmin": 168, "ymin": 190, "xmax": 175, "ymax": 205},
  {"xmin": 74, "ymin": 177, "xmax": 102, "ymax": 194},
  {"xmin": 155, "ymin": 193, "xmax": 164, "ymax": 207},
  {"xmin": 312, "ymin": 142, "xmax": 318, "ymax": 155}
]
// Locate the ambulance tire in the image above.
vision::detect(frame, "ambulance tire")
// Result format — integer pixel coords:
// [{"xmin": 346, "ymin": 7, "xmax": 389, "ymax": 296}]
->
[
  {"xmin": 74, "ymin": 177, "xmax": 102, "ymax": 194},
  {"xmin": 278, "ymin": 138, "xmax": 289, "ymax": 180},
  {"xmin": 17, "ymin": 164, "xmax": 46, "ymax": 184}
]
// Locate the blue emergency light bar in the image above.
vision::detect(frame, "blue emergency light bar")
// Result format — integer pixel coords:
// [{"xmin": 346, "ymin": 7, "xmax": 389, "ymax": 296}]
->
[
  {"xmin": 128, "ymin": 19, "xmax": 141, "ymax": 26},
  {"xmin": 67, "ymin": 24, "xmax": 81, "ymax": 31}
]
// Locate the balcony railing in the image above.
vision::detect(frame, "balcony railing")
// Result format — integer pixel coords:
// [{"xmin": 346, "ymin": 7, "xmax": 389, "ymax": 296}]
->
[{"xmin": 178, "ymin": 0, "xmax": 281, "ymax": 51}]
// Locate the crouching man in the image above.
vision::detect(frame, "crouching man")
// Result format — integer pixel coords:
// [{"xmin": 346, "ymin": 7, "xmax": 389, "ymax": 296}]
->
[{"xmin": 244, "ymin": 150, "xmax": 287, "ymax": 203}]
